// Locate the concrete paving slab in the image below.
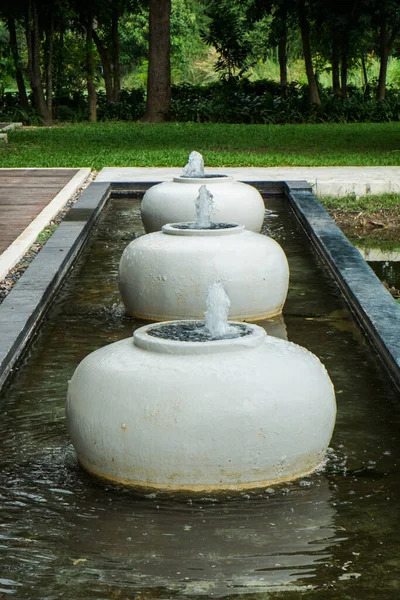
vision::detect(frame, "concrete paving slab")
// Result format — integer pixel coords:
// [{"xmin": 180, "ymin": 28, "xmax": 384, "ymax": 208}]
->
[
  {"xmin": 356, "ymin": 247, "xmax": 400, "ymax": 261},
  {"xmin": 96, "ymin": 166, "xmax": 400, "ymax": 197},
  {"xmin": 0, "ymin": 167, "xmax": 91, "ymax": 281}
]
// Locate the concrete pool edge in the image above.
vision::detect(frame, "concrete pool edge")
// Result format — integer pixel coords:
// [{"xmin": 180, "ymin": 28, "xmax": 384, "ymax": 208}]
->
[
  {"xmin": 0, "ymin": 182, "xmax": 110, "ymax": 390},
  {"xmin": 0, "ymin": 168, "xmax": 91, "ymax": 281},
  {"xmin": 285, "ymin": 181, "xmax": 400, "ymax": 391},
  {"xmin": 0, "ymin": 177, "xmax": 399, "ymax": 394}
]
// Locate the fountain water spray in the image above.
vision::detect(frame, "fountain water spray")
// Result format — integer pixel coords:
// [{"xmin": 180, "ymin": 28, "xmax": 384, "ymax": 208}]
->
[
  {"xmin": 182, "ymin": 151, "xmax": 205, "ymax": 178},
  {"xmin": 195, "ymin": 185, "xmax": 214, "ymax": 228},
  {"xmin": 204, "ymin": 281, "xmax": 235, "ymax": 338}
]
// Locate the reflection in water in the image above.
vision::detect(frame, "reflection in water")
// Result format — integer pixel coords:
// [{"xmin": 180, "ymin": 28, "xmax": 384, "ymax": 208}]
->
[
  {"xmin": 0, "ymin": 435, "xmax": 338, "ymax": 596},
  {"xmin": 354, "ymin": 245, "xmax": 400, "ymax": 293},
  {"xmin": 0, "ymin": 197, "xmax": 399, "ymax": 599},
  {"xmin": 369, "ymin": 260, "xmax": 400, "ymax": 291},
  {"xmin": 355, "ymin": 246, "xmax": 400, "ymax": 263},
  {"xmin": 64, "ymin": 478, "xmax": 336, "ymax": 596},
  {"xmin": 256, "ymin": 313, "xmax": 288, "ymax": 340}
]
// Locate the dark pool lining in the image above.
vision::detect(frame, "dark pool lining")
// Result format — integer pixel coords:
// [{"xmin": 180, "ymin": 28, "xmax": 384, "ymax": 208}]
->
[
  {"xmin": 1, "ymin": 178, "xmax": 399, "ymax": 393},
  {"xmin": 285, "ymin": 183, "xmax": 400, "ymax": 391}
]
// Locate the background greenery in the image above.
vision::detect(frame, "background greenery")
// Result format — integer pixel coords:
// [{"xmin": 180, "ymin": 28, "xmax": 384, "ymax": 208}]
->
[{"xmin": 1, "ymin": 0, "xmax": 400, "ymax": 125}]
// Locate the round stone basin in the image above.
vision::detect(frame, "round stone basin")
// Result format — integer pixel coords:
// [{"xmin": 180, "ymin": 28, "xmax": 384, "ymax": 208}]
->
[
  {"xmin": 66, "ymin": 320, "xmax": 336, "ymax": 492},
  {"xmin": 141, "ymin": 175, "xmax": 266, "ymax": 232},
  {"xmin": 118, "ymin": 223, "xmax": 289, "ymax": 321}
]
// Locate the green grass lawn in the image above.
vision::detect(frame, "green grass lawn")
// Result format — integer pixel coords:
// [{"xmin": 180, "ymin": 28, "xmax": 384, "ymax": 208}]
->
[
  {"xmin": 320, "ymin": 193, "xmax": 400, "ymax": 211},
  {"xmin": 1, "ymin": 121, "xmax": 400, "ymax": 169}
]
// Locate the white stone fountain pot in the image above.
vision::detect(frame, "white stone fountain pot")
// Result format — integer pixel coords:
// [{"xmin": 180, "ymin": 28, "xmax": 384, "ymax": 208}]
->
[
  {"xmin": 118, "ymin": 224, "xmax": 289, "ymax": 321},
  {"xmin": 141, "ymin": 175, "xmax": 265, "ymax": 233},
  {"xmin": 66, "ymin": 322, "xmax": 336, "ymax": 492}
]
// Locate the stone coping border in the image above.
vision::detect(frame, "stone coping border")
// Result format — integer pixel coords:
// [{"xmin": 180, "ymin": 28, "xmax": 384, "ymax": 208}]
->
[
  {"xmin": 1, "ymin": 176, "xmax": 399, "ymax": 393},
  {"xmin": 0, "ymin": 123, "xmax": 23, "ymax": 132},
  {"xmin": 97, "ymin": 166, "xmax": 400, "ymax": 197},
  {"xmin": 0, "ymin": 182, "xmax": 110, "ymax": 390},
  {"xmin": 0, "ymin": 168, "xmax": 91, "ymax": 281},
  {"xmin": 285, "ymin": 181, "xmax": 400, "ymax": 392}
]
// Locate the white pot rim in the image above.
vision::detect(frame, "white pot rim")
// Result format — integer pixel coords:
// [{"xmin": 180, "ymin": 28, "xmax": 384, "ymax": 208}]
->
[
  {"xmin": 173, "ymin": 175, "xmax": 233, "ymax": 184},
  {"xmin": 133, "ymin": 321, "xmax": 266, "ymax": 355},
  {"xmin": 162, "ymin": 223, "xmax": 244, "ymax": 236}
]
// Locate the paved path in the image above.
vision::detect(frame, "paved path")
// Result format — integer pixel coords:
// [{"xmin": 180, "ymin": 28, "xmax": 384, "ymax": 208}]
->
[
  {"xmin": 0, "ymin": 168, "xmax": 90, "ymax": 280},
  {"xmin": 97, "ymin": 166, "xmax": 400, "ymax": 197}
]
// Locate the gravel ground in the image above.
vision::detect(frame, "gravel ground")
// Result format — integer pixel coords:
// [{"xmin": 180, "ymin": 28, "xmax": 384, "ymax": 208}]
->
[
  {"xmin": 330, "ymin": 208, "xmax": 400, "ymax": 241},
  {"xmin": 330, "ymin": 208, "xmax": 400, "ymax": 299},
  {"xmin": 0, "ymin": 171, "xmax": 97, "ymax": 305}
]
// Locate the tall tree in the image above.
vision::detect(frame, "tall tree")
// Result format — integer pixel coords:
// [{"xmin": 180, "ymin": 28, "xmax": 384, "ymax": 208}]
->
[
  {"xmin": 374, "ymin": 0, "xmax": 400, "ymax": 100},
  {"xmin": 296, "ymin": 0, "xmax": 320, "ymax": 104},
  {"xmin": 245, "ymin": 0, "xmax": 290, "ymax": 93},
  {"xmin": 202, "ymin": 1, "xmax": 253, "ymax": 80},
  {"xmin": 6, "ymin": 16, "xmax": 29, "ymax": 109},
  {"xmin": 313, "ymin": 0, "xmax": 368, "ymax": 98},
  {"xmin": 26, "ymin": 0, "xmax": 52, "ymax": 124},
  {"xmin": 86, "ymin": 10, "xmax": 97, "ymax": 122},
  {"xmin": 143, "ymin": 0, "xmax": 171, "ymax": 122},
  {"xmin": 245, "ymin": 0, "xmax": 320, "ymax": 102},
  {"xmin": 91, "ymin": 0, "xmax": 129, "ymax": 103}
]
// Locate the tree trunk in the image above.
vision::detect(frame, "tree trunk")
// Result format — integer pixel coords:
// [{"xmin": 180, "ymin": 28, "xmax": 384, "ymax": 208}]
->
[
  {"xmin": 54, "ymin": 28, "xmax": 64, "ymax": 98},
  {"xmin": 27, "ymin": 0, "xmax": 52, "ymax": 124},
  {"xmin": 331, "ymin": 35, "xmax": 341, "ymax": 97},
  {"xmin": 92, "ymin": 29, "xmax": 114, "ymax": 103},
  {"xmin": 111, "ymin": 4, "xmax": 121, "ymax": 102},
  {"xmin": 7, "ymin": 17, "xmax": 29, "ymax": 110},
  {"xmin": 45, "ymin": 7, "xmax": 55, "ymax": 115},
  {"xmin": 86, "ymin": 18, "xmax": 97, "ymax": 122},
  {"xmin": 340, "ymin": 35, "xmax": 348, "ymax": 99},
  {"xmin": 298, "ymin": 0, "xmax": 320, "ymax": 105},
  {"xmin": 143, "ymin": 0, "xmax": 171, "ymax": 122},
  {"xmin": 377, "ymin": 17, "xmax": 389, "ymax": 100},
  {"xmin": 278, "ymin": 24, "xmax": 287, "ymax": 97},
  {"xmin": 361, "ymin": 53, "xmax": 369, "ymax": 94}
]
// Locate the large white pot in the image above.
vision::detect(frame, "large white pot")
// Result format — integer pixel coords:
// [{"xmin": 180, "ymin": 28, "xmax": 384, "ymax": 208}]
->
[
  {"xmin": 141, "ymin": 176, "xmax": 265, "ymax": 233},
  {"xmin": 66, "ymin": 322, "xmax": 336, "ymax": 492},
  {"xmin": 118, "ymin": 224, "xmax": 289, "ymax": 321}
]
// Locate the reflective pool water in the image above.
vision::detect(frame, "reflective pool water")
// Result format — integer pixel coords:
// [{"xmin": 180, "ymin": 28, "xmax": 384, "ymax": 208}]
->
[{"xmin": 0, "ymin": 196, "xmax": 399, "ymax": 599}]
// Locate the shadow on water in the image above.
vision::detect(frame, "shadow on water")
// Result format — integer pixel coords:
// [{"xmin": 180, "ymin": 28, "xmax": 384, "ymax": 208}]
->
[{"xmin": 0, "ymin": 196, "xmax": 400, "ymax": 598}]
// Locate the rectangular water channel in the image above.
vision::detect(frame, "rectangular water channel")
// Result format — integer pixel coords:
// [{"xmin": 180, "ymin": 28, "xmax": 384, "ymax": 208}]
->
[{"xmin": 0, "ymin": 195, "xmax": 400, "ymax": 599}]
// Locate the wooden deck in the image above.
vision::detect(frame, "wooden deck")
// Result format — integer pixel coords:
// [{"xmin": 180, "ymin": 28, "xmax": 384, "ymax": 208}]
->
[{"xmin": 0, "ymin": 169, "xmax": 79, "ymax": 255}]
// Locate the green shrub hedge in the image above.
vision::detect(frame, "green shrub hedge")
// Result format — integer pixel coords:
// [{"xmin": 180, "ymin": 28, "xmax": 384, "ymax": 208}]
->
[{"xmin": 1, "ymin": 79, "xmax": 399, "ymax": 125}]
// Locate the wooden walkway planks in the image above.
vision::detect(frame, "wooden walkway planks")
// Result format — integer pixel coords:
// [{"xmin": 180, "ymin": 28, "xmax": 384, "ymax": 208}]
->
[{"xmin": 0, "ymin": 169, "xmax": 79, "ymax": 254}]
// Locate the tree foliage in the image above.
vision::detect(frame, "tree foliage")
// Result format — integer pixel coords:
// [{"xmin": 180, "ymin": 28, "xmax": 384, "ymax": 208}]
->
[{"xmin": 0, "ymin": 0, "xmax": 400, "ymax": 123}]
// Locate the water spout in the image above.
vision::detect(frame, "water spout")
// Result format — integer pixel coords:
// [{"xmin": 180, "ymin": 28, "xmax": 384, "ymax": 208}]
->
[
  {"xmin": 182, "ymin": 151, "xmax": 204, "ymax": 178},
  {"xmin": 204, "ymin": 282, "xmax": 235, "ymax": 338},
  {"xmin": 195, "ymin": 185, "xmax": 214, "ymax": 228}
]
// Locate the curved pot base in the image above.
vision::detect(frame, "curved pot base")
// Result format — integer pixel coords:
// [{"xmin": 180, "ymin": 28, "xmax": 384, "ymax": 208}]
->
[{"xmin": 79, "ymin": 458, "xmax": 324, "ymax": 494}]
